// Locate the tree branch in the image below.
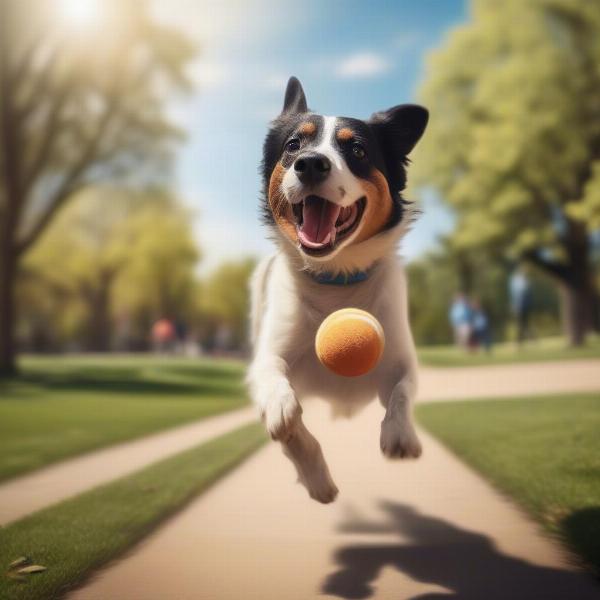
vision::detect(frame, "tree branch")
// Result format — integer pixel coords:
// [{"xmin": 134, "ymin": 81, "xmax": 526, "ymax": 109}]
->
[
  {"xmin": 20, "ymin": 83, "xmax": 71, "ymax": 198},
  {"xmin": 523, "ymin": 250, "xmax": 571, "ymax": 284},
  {"xmin": 15, "ymin": 44, "xmax": 62, "ymax": 124},
  {"xmin": 16, "ymin": 95, "xmax": 120, "ymax": 255},
  {"xmin": 0, "ymin": 4, "xmax": 23, "ymax": 253}
]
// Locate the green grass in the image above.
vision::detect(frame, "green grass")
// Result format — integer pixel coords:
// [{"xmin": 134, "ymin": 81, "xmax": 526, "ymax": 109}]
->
[
  {"xmin": 0, "ymin": 355, "xmax": 248, "ymax": 483},
  {"xmin": 418, "ymin": 335, "xmax": 600, "ymax": 367},
  {"xmin": 0, "ymin": 422, "xmax": 266, "ymax": 600},
  {"xmin": 416, "ymin": 393, "xmax": 600, "ymax": 576}
]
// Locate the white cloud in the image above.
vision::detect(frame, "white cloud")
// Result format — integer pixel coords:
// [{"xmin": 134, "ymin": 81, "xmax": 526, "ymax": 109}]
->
[{"xmin": 335, "ymin": 52, "xmax": 391, "ymax": 79}]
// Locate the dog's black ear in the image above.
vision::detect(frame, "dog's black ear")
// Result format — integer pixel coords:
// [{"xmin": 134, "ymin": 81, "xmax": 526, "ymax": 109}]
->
[
  {"xmin": 368, "ymin": 104, "xmax": 428, "ymax": 158},
  {"xmin": 282, "ymin": 76, "xmax": 308, "ymax": 115}
]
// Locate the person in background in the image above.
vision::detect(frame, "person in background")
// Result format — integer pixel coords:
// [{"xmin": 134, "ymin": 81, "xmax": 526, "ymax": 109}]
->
[
  {"xmin": 470, "ymin": 298, "xmax": 492, "ymax": 353},
  {"xmin": 449, "ymin": 292, "xmax": 473, "ymax": 350},
  {"xmin": 509, "ymin": 266, "xmax": 533, "ymax": 344},
  {"xmin": 152, "ymin": 318, "xmax": 175, "ymax": 354}
]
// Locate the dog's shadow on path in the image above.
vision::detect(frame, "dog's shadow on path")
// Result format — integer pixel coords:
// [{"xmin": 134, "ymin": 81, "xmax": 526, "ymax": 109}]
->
[{"xmin": 322, "ymin": 501, "xmax": 598, "ymax": 600}]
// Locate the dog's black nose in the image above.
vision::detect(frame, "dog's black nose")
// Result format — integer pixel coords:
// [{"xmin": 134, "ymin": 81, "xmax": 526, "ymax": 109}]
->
[{"xmin": 294, "ymin": 153, "xmax": 331, "ymax": 185}]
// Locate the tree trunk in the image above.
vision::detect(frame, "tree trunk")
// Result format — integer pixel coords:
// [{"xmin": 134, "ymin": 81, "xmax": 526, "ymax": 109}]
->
[
  {"xmin": 0, "ymin": 7, "xmax": 19, "ymax": 377},
  {"xmin": 82, "ymin": 271, "xmax": 114, "ymax": 352},
  {"xmin": 87, "ymin": 291, "xmax": 111, "ymax": 352},
  {"xmin": 562, "ymin": 219, "xmax": 597, "ymax": 346},
  {"xmin": 561, "ymin": 281, "xmax": 598, "ymax": 347},
  {"xmin": 592, "ymin": 290, "xmax": 600, "ymax": 333},
  {"xmin": 528, "ymin": 218, "xmax": 597, "ymax": 347},
  {"xmin": 0, "ymin": 250, "xmax": 17, "ymax": 376}
]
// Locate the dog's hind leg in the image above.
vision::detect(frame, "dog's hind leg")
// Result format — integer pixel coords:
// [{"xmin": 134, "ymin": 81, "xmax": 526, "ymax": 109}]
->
[
  {"xmin": 378, "ymin": 368, "xmax": 422, "ymax": 459},
  {"xmin": 282, "ymin": 419, "xmax": 339, "ymax": 504}
]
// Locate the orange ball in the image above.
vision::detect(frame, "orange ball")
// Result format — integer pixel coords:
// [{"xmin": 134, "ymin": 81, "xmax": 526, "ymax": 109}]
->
[{"xmin": 315, "ymin": 308, "xmax": 385, "ymax": 377}]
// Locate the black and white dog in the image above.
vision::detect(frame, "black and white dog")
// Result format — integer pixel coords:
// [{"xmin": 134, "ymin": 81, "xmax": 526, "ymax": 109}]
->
[{"xmin": 247, "ymin": 77, "xmax": 428, "ymax": 503}]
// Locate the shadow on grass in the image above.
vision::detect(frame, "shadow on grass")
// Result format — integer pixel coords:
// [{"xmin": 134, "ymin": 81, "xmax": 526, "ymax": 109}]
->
[
  {"xmin": 1, "ymin": 362, "xmax": 246, "ymax": 399},
  {"xmin": 322, "ymin": 501, "xmax": 600, "ymax": 599},
  {"xmin": 562, "ymin": 508, "xmax": 600, "ymax": 580}
]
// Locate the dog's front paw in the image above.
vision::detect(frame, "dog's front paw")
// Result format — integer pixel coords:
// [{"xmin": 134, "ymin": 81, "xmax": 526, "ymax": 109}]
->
[
  {"xmin": 303, "ymin": 468, "xmax": 339, "ymax": 504},
  {"xmin": 262, "ymin": 384, "xmax": 301, "ymax": 442},
  {"xmin": 295, "ymin": 464, "xmax": 338, "ymax": 504},
  {"xmin": 380, "ymin": 416, "xmax": 422, "ymax": 459}
]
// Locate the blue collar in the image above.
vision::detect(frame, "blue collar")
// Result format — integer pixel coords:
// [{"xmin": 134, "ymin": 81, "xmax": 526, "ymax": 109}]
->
[{"xmin": 310, "ymin": 269, "xmax": 371, "ymax": 285}]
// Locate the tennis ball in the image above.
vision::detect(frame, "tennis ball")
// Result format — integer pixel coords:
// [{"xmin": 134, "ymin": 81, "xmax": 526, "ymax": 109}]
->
[{"xmin": 315, "ymin": 308, "xmax": 385, "ymax": 377}]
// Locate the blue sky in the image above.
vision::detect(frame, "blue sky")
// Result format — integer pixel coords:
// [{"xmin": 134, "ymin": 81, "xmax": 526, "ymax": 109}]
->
[{"xmin": 154, "ymin": 0, "xmax": 465, "ymax": 272}]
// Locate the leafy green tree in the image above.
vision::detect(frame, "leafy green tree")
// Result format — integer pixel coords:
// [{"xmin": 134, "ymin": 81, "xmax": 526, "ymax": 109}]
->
[
  {"xmin": 198, "ymin": 258, "xmax": 257, "ymax": 351},
  {"xmin": 0, "ymin": 0, "xmax": 194, "ymax": 373},
  {"xmin": 20, "ymin": 189, "xmax": 199, "ymax": 351},
  {"xmin": 415, "ymin": 0, "xmax": 600, "ymax": 345},
  {"xmin": 407, "ymin": 240, "xmax": 561, "ymax": 346},
  {"xmin": 112, "ymin": 199, "xmax": 200, "ymax": 345},
  {"xmin": 19, "ymin": 189, "xmax": 121, "ymax": 351}
]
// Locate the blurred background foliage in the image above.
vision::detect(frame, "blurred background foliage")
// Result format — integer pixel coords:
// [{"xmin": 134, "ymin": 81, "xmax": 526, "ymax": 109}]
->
[
  {"xmin": 0, "ymin": 0, "xmax": 195, "ymax": 373},
  {"xmin": 17, "ymin": 188, "xmax": 199, "ymax": 352},
  {"xmin": 16, "ymin": 185, "xmax": 256, "ymax": 354},
  {"xmin": 414, "ymin": 0, "xmax": 600, "ymax": 346},
  {"xmin": 1, "ymin": 0, "xmax": 600, "ymax": 373},
  {"xmin": 406, "ymin": 241, "xmax": 562, "ymax": 346}
]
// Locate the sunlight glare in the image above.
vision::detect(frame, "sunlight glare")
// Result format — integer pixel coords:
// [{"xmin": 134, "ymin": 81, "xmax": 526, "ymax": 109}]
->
[{"xmin": 59, "ymin": 0, "xmax": 102, "ymax": 29}]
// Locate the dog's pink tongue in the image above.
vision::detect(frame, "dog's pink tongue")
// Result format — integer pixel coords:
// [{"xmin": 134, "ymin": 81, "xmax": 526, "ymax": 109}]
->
[{"xmin": 299, "ymin": 198, "xmax": 340, "ymax": 247}]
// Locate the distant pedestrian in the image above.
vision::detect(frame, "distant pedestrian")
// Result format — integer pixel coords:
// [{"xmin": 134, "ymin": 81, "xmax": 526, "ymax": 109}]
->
[
  {"xmin": 470, "ymin": 298, "xmax": 492, "ymax": 352},
  {"xmin": 152, "ymin": 318, "xmax": 175, "ymax": 354},
  {"xmin": 509, "ymin": 267, "xmax": 532, "ymax": 344},
  {"xmin": 449, "ymin": 293, "xmax": 473, "ymax": 349}
]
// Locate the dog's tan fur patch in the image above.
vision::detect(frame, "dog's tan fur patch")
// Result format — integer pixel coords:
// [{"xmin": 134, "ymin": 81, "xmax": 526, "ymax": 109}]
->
[
  {"xmin": 354, "ymin": 168, "xmax": 393, "ymax": 244},
  {"xmin": 336, "ymin": 127, "xmax": 354, "ymax": 142},
  {"xmin": 299, "ymin": 122, "xmax": 316, "ymax": 137},
  {"xmin": 269, "ymin": 162, "xmax": 297, "ymax": 243}
]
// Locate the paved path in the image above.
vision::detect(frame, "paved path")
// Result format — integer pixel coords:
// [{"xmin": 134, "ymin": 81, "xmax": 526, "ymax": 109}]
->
[
  {"xmin": 1, "ymin": 359, "xmax": 599, "ymax": 528},
  {"xmin": 419, "ymin": 359, "xmax": 600, "ymax": 402},
  {"xmin": 70, "ymin": 399, "xmax": 600, "ymax": 600},
  {"xmin": 0, "ymin": 406, "xmax": 256, "ymax": 525}
]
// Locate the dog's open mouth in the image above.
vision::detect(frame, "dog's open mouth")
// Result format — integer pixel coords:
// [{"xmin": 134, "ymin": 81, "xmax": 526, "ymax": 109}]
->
[{"xmin": 292, "ymin": 195, "xmax": 366, "ymax": 256}]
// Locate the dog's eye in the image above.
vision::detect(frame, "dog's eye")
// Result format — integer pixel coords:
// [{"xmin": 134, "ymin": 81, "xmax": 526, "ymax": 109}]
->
[
  {"xmin": 285, "ymin": 138, "xmax": 301, "ymax": 153},
  {"xmin": 352, "ymin": 143, "xmax": 366, "ymax": 159}
]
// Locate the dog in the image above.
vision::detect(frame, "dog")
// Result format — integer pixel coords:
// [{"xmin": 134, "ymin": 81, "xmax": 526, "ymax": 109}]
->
[{"xmin": 247, "ymin": 77, "xmax": 428, "ymax": 503}]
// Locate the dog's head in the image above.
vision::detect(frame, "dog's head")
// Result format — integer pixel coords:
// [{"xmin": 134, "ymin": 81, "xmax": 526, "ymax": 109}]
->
[{"xmin": 261, "ymin": 77, "xmax": 428, "ymax": 272}]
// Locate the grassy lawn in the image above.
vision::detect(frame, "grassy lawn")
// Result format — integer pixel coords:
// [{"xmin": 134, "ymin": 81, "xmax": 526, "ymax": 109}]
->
[
  {"xmin": 0, "ymin": 422, "xmax": 266, "ymax": 600},
  {"xmin": 418, "ymin": 335, "xmax": 600, "ymax": 367},
  {"xmin": 416, "ymin": 393, "xmax": 600, "ymax": 577},
  {"xmin": 0, "ymin": 355, "xmax": 248, "ymax": 483}
]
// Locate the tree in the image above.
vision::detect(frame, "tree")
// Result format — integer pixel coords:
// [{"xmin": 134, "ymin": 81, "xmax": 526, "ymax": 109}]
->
[
  {"xmin": 20, "ymin": 188, "xmax": 199, "ymax": 351},
  {"xmin": 112, "ymin": 197, "xmax": 200, "ymax": 345},
  {"xmin": 0, "ymin": 0, "xmax": 194, "ymax": 374},
  {"xmin": 415, "ymin": 0, "xmax": 600, "ymax": 345},
  {"xmin": 407, "ymin": 239, "xmax": 561, "ymax": 346},
  {"xmin": 198, "ymin": 259, "xmax": 257, "ymax": 351}
]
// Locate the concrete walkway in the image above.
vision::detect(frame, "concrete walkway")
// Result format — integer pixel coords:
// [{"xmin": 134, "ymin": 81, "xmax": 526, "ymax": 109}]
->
[
  {"xmin": 69, "ymin": 399, "xmax": 600, "ymax": 600},
  {"xmin": 0, "ymin": 406, "xmax": 256, "ymax": 525},
  {"xmin": 1, "ymin": 359, "xmax": 599, "ymax": 528},
  {"xmin": 419, "ymin": 359, "xmax": 600, "ymax": 402}
]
